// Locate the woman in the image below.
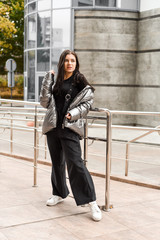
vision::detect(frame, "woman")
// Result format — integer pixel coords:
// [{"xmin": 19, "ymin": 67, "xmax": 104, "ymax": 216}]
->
[{"xmin": 40, "ymin": 50, "xmax": 102, "ymax": 221}]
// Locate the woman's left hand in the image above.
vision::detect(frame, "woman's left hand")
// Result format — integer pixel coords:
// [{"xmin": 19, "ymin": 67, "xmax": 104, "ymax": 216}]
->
[{"xmin": 66, "ymin": 113, "xmax": 71, "ymax": 120}]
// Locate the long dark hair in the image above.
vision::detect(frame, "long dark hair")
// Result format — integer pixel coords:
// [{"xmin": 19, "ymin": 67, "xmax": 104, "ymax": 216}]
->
[{"xmin": 53, "ymin": 50, "xmax": 94, "ymax": 93}]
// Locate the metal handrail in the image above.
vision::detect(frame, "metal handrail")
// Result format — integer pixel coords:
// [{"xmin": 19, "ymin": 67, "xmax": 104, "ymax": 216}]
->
[
  {"xmin": 87, "ymin": 108, "xmax": 112, "ymax": 211},
  {"xmin": 0, "ymin": 99, "xmax": 112, "ymax": 211},
  {"xmin": 0, "ymin": 98, "xmax": 40, "ymax": 106},
  {"xmin": 125, "ymin": 125, "xmax": 160, "ymax": 176},
  {"xmin": 1, "ymin": 99, "xmax": 160, "ymax": 211}
]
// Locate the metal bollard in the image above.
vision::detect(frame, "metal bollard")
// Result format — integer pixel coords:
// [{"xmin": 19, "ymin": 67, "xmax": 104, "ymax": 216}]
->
[
  {"xmin": 33, "ymin": 106, "xmax": 38, "ymax": 187},
  {"xmin": 83, "ymin": 118, "xmax": 88, "ymax": 167}
]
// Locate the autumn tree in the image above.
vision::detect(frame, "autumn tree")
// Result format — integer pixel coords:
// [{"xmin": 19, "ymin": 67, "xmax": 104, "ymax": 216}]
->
[
  {"xmin": 0, "ymin": 0, "xmax": 24, "ymax": 73},
  {"xmin": 0, "ymin": 2, "xmax": 17, "ymax": 54}
]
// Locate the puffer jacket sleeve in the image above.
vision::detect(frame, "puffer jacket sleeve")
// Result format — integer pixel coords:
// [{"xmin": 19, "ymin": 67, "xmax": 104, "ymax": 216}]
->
[
  {"xmin": 40, "ymin": 72, "xmax": 53, "ymax": 108},
  {"xmin": 68, "ymin": 88, "xmax": 94, "ymax": 121}
]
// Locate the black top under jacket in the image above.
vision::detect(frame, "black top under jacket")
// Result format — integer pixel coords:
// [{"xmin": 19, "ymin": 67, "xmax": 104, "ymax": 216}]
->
[{"xmin": 53, "ymin": 75, "xmax": 87, "ymax": 127}]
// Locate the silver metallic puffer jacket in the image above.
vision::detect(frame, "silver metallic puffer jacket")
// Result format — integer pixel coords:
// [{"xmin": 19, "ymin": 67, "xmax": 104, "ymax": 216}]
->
[{"xmin": 40, "ymin": 72, "xmax": 94, "ymax": 138}]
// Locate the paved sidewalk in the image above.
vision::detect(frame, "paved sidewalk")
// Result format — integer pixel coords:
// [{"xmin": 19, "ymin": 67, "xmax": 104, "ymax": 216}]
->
[{"xmin": 0, "ymin": 154, "xmax": 160, "ymax": 240}]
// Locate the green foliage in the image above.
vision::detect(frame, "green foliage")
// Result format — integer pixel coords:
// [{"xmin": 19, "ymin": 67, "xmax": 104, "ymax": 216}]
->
[
  {"xmin": 0, "ymin": 75, "xmax": 7, "ymax": 87},
  {"xmin": 0, "ymin": 2, "xmax": 17, "ymax": 54},
  {"xmin": 0, "ymin": 74, "xmax": 24, "ymax": 99},
  {"xmin": 15, "ymin": 75, "xmax": 24, "ymax": 93},
  {"xmin": 0, "ymin": 0, "xmax": 24, "ymax": 74}
]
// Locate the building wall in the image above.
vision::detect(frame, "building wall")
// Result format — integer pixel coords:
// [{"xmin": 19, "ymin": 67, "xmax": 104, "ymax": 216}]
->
[
  {"xmin": 135, "ymin": 8, "xmax": 160, "ymax": 126},
  {"xmin": 74, "ymin": 10, "xmax": 138, "ymax": 124},
  {"xmin": 74, "ymin": 9, "xmax": 160, "ymax": 126}
]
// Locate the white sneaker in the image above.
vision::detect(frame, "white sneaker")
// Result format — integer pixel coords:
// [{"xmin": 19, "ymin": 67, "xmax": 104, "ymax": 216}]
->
[
  {"xmin": 46, "ymin": 195, "xmax": 64, "ymax": 206},
  {"xmin": 89, "ymin": 201, "xmax": 102, "ymax": 221}
]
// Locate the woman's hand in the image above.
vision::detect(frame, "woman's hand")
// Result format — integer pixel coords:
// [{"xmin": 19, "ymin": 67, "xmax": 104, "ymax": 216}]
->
[
  {"xmin": 50, "ymin": 70, "xmax": 55, "ymax": 75},
  {"xmin": 65, "ymin": 113, "xmax": 71, "ymax": 120}
]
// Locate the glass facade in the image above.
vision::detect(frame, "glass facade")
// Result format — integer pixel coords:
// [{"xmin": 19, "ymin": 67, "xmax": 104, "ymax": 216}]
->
[
  {"xmin": 38, "ymin": 0, "xmax": 51, "ymax": 11},
  {"xmin": 52, "ymin": 9, "xmax": 71, "ymax": 48},
  {"xmin": 28, "ymin": 50, "xmax": 35, "ymax": 100},
  {"xmin": 24, "ymin": 0, "xmax": 72, "ymax": 101},
  {"xmin": 37, "ymin": 11, "xmax": 50, "ymax": 48},
  {"xmin": 72, "ymin": 0, "xmax": 93, "ymax": 7},
  {"xmin": 72, "ymin": 0, "xmax": 139, "ymax": 8},
  {"xmin": 28, "ymin": 14, "xmax": 36, "ymax": 49},
  {"xmin": 24, "ymin": 0, "xmax": 139, "ymax": 101},
  {"xmin": 95, "ymin": 0, "xmax": 116, "ymax": 7}
]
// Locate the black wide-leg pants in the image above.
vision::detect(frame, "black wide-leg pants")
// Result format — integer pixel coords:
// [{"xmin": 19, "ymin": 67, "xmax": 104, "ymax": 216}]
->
[{"xmin": 46, "ymin": 128, "xmax": 96, "ymax": 206}]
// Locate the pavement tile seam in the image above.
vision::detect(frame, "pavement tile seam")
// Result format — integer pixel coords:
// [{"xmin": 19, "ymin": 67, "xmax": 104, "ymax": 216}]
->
[{"xmin": 0, "ymin": 211, "xmax": 88, "ymax": 231}]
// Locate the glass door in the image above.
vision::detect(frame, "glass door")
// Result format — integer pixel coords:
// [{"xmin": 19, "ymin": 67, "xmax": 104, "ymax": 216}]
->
[{"xmin": 35, "ymin": 72, "xmax": 45, "ymax": 102}]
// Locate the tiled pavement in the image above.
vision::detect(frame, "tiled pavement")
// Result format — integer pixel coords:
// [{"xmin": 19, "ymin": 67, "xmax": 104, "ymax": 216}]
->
[{"xmin": 0, "ymin": 155, "xmax": 160, "ymax": 240}]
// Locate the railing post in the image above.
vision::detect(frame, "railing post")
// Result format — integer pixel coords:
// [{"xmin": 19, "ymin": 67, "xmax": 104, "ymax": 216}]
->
[
  {"xmin": 104, "ymin": 110, "xmax": 112, "ymax": 211},
  {"xmin": 125, "ymin": 143, "xmax": 129, "ymax": 176},
  {"xmin": 84, "ymin": 118, "xmax": 88, "ymax": 166},
  {"xmin": 44, "ymin": 136, "xmax": 47, "ymax": 160},
  {"xmin": 10, "ymin": 113, "xmax": 13, "ymax": 154},
  {"xmin": 33, "ymin": 106, "xmax": 38, "ymax": 187}
]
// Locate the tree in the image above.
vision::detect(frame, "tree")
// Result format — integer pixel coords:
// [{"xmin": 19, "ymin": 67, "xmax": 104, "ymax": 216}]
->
[
  {"xmin": 0, "ymin": 0, "xmax": 24, "ymax": 73},
  {"xmin": 0, "ymin": 2, "xmax": 17, "ymax": 55}
]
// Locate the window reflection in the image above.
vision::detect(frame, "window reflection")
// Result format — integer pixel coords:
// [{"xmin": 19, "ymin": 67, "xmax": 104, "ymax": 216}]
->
[
  {"xmin": 28, "ymin": 51, "xmax": 35, "ymax": 100},
  {"xmin": 72, "ymin": 0, "xmax": 93, "ymax": 7},
  {"xmin": 95, "ymin": 0, "xmax": 116, "ymax": 7},
  {"xmin": 38, "ymin": 0, "xmax": 51, "ymax": 11},
  {"xmin": 28, "ymin": 14, "xmax": 36, "ymax": 48},
  {"xmin": 37, "ymin": 49, "xmax": 50, "ymax": 71},
  {"xmin": 52, "ymin": 9, "xmax": 71, "ymax": 48},
  {"xmin": 121, "ymin": 0, "xmax": 138, "ymax": 10},
  {"xmin": 24, "ymin": 17, "xmax": 27, "ymax": 49},
  {"xmin": 37, "ymin": 11, "xmax": 50, "ymax": 47},
  {"xmin": 51, "ymin": 48, "xmax": 64, "ymax": 73},
  {"xmin": 38, "ymin": 76, "xmax": 44, "ymax": 96},
  {"xmin": 28, "ymin": 2, "xmax": 36, "ymax": 13},
  {"xmin": 52, "ymin": 0, "xmax": 71, "ymax": 8}
]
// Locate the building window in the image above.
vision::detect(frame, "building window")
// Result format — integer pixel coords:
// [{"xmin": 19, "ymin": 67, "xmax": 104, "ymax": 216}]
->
[
  {"xmin": 52, "ymin": 0, "xmax": 71, "ymax": 8},
  {"xmin": 38, "ymin": 0, "xmax": 51, "ymax": 11},
  {"xmin": 51, "ymin": 48, "xmax": 63, "ymax": 72},
  {"xmin": 37, "ymin": 11, "xmax": 51, "ymax": 48},
  {"xmin": 38, "ymin": 76, "xmax": 44, "ymax": 96},
  {"xmin": 28, "ymin": 14, "xmax": 36, "ymax": 49},
  {"xmin": 73, "ymin": 0, "xmax": 93, "ymax": 7},
  {"xmin": 28, "ymin": 51, "xmax": 35, "ymax": 100},
  {"xmin": 95, "ymin": 0, "xmax": 116, "ymax": 7},
  {"xmin": 37, "ymin": 49, "xmax": 50, "ymax": 71},
  {"xmin": 28, "ymin": 2, "xmax": 37, "ymax": 14},
  {"xmin": 52, "ymin": 9, "xmax": 71, "ymax": 48}
]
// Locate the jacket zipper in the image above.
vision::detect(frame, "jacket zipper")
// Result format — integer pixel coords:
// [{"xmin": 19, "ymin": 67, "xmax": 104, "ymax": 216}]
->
[{"xmin": 61, "ymin": 85, "xmax": 91, "ymax": 129}]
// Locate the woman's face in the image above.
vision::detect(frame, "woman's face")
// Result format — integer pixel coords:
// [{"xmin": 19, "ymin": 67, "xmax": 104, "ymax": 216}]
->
[{"xmin": 64, "ymin": 54, "xmax": 76, "ymax": 75}]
